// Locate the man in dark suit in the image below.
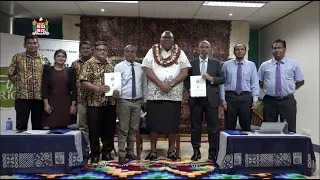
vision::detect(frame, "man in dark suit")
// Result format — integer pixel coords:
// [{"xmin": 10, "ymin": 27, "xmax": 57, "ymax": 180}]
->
[{"xmin": 185, "ymin": 40, "xmax": 225, "ymax": 161}]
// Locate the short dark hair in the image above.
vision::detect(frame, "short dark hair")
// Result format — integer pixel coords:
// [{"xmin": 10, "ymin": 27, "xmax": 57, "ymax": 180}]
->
[
  {"xmin": 234, "ymin": 43, "xmax": 247, "ymax": 51},
  {"xmin": 79, "ymin": 41, "xmax": 92, "ymax": 48},
  {"xmin": 95, "ymin": 41, "xmax": 107, "ymax": 47},
  {"xmin": 54, "ymin": 49, "xmax": 67, "ymax": 58},
  {"xmin": 24, "ymin": 34, "xmax": 38, "ymax": 44},
  {"xmin": 272, "ymin": 39, "xmax": 286, "ymax": 48}
]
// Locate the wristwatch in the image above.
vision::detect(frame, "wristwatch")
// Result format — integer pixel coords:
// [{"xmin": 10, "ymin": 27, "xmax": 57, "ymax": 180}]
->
[{"xmin": 169, "ymin": 82, "xmax": 175, "ymax": 87}]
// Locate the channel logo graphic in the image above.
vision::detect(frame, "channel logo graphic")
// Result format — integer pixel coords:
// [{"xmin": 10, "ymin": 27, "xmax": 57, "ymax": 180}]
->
[{"xmin": 0, "ymin": 67, "xmax": 15, "ymax": 108}]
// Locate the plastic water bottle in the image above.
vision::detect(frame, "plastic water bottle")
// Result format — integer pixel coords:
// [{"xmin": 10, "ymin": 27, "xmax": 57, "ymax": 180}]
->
[
  {"xmin": 6, "ymin": 118, "xmax": 12, "ymax": 131},
  {"xmin": 283, "ymin": 119, "xmax": 288, "ymax": 133}
]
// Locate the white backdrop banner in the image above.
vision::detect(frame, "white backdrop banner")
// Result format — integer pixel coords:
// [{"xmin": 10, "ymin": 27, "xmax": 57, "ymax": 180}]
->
[{"xmin": 0, "ymin": 33, "xmax": 79, "ymax": 133}]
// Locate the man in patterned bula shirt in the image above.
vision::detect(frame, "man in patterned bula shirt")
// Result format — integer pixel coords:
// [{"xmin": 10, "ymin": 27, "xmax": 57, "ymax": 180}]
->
[
  {"xmin": 8, "ymin": 34, "xmax": 51, "ymax": 131},
  {"xmin": 71, "ymin": 41, "xmax": 93, "ymax": 153},
  {"xmin": 79, "ymin": 41, "xmax": 119, "ymax": 164}
]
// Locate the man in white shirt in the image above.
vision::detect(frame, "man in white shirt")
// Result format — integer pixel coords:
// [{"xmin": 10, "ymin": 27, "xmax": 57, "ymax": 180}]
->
[
  {"xmin": 114, "ymin": 45, "xmax": 147, "ymax": 165},
  {"xmin": 142, "ymin": 30, "xmax": 191, "ymax": 161}
]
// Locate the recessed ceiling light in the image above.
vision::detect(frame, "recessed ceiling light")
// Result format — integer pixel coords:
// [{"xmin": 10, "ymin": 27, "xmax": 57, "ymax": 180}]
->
[
  {"xmin": 229, "ymin": 13, "xmax": 233, "ymax": 16},
  {"xmin": 101, "ymin": 9, "xmax": 105, "ymax": 12},
  {"xmin": 203, "ymin": 1, "xmax": 265, "ymax": 8}
]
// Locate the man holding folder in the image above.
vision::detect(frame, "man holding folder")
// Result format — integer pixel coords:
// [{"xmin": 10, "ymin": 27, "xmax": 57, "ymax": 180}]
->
[{"xmin": 185, "ymin": 40, "xmax": 225, "ymax": 161}]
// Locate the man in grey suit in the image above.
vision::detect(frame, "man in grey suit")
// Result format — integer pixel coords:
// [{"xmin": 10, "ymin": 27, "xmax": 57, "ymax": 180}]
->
[{"xmin": 185, "ymin": 40, "xmax": 225, "ymax": 161}]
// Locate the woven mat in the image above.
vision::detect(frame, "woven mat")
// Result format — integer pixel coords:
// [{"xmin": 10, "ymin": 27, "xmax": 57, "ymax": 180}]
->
[{"xmin": 8, "ymin": 159, "xmax": 307, "ymax": 179}]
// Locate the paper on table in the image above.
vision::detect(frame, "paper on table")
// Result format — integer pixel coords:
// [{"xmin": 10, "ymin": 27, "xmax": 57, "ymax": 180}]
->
[
  {"xmin": 24, "ymin": 130, "xmax": 49, "ymax": 135},
  {"xmin": 104, "ymin": 72, "xmax": 122, "ymax": 96},
  {"xmin": 190, "ymin": 75, "xmax": 206, "ymax": 97}
]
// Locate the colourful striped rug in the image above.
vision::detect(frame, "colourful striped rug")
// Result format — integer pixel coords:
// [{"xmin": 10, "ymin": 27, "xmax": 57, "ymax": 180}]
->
[{"xmin": 7, "ymin": 159, "xmax": 307, "ymax": 179}]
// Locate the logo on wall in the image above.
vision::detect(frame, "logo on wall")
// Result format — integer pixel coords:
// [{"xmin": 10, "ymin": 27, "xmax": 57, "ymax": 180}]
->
[
  {"xmin": 32, "ymin": 17, "xmax": 50, "ymax": 36},
  {"xmin": 0, "ymin": 67, "xmax": 15, "ymax": 108}
]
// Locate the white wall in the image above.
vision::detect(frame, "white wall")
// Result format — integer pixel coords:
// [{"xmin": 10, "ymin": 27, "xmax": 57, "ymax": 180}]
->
[{"xmin": 259, "ymin": 1, "xmax": 319, "ymax": 145}]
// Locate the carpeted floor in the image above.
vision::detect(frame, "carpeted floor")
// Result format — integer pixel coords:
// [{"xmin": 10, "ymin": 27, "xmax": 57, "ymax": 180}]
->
[{"xmin": 8, "ymin": 159, "xmax": 308, "ymax": 179}]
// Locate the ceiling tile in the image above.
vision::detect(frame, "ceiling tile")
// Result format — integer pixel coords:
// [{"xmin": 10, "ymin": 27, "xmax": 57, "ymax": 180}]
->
[
  {"xmin": 139, "ymin": 4, "xmax": 154, "ymax": 14},
  {"xmin": 138, "ymin": 1, "xmax": 156, "ymax": 4},
  {"xmin": 153, "ymin": 4, "xmax": 171, "ymax": 14},
  {"xmin": 169, "ymin": 5, "xmax": 199, "ymax": 13},
  {"xmin": 250, "ymin": 8, "xmax": 295, "ymax": 18},
  {"xmin": 171, "ymin": 1, "xmax": 188, "ymax": 5},
  {"xmin": 1, "ymin": 1, "xmax": 35, "ymax": 18},
  {"xmin": 210, "ymin": 7, "xmax": 259, "ymax": 17},
  {"xmin": 16, "ymin": 1, "xmax": 81, "ymax": 11},
  {"xmin": 262, "ymin": 1, "xmax": 309, "ymax": 9},
  {"xmin": 76, "ymin": 1, "xmax": 138, "ymax": 13},
  {"xmin": 194, "ymin": 6, "xmax": 214, "ymax": 17},
  {"xmin": 187, "ymin": 1, "xmax": 205, "ymax": 6},
  {"xmin": 154, "ymin": 1, "xmax": 171, "ymax": 5}
]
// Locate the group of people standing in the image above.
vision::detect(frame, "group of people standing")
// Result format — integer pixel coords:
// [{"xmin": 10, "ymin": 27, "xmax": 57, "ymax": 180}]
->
[{"xmin": 8, "ymin": 30, "xmax": 304, "ymax": 165}]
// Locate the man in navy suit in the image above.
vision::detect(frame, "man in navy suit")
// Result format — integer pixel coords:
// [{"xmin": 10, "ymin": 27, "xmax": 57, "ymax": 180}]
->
[{"xmin": 185, "ymin": 40, "xmax": 225, "ymax": 161}]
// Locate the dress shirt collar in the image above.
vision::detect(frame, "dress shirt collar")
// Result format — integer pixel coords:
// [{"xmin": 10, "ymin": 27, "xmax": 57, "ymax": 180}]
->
[
  {"xmin": 272, "ymin": 57, "xmax": 286, "ymax": 65},
  {"xmin": 125, "ymin": 60, "xmax": 136, "ymax": 66},
  {"xmin": 199, "ymin": 56, "xmax": 208, "ymax": 63},
  {"xmin": 233, "ymin": 59, "xmax": 246, "ymax": 65}
]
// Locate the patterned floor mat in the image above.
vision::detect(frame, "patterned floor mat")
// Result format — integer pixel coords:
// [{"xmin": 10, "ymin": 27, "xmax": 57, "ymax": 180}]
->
[{"xmin": 8, "ymin": 159, "xmax": 308, "ymax": 179}]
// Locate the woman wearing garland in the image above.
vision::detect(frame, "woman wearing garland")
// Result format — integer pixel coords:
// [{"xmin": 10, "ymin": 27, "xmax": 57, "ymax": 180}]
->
[{"xmin": 141, "ymin": 30, "xmax": 191, "ymax": 161}]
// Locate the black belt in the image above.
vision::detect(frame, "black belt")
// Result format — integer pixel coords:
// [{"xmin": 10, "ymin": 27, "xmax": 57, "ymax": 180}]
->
[
  {"xmin": 226, "ymin": 91, "xmax": 251, "ymax": 96},
  {"xmin": 265, "ymin": 94, "xmax": 294, "ymax": 100},
  {"xmin": 123, "ymin": 97, "xmax": 142, "ymax": 102}
]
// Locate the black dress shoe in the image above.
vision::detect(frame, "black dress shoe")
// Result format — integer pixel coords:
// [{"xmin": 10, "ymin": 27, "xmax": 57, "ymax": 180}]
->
[
  {"xmin": 90, "ymin": 156, "xmax": 99, "ymax": 164},
  {"xmin": 102, "ymin": 153, "xmax": 114, "ymax": 161},
  {"xmin": 167, "ymin": 150, "xmax": 181, "ymax": 161},
  {"xmin": 191, "ymin": 149, "xmax": 201, "ymax": 161},
  {"xmin": 145, "ymin": 151, "xmax": 157, "ymax": 160},
  {"xmin": 118, "ymin": 156, "xmax": 126, "ymax": 165},
  {"xmin": 125, "ymin": 154, "xmax": 138, "ymax": 160}
]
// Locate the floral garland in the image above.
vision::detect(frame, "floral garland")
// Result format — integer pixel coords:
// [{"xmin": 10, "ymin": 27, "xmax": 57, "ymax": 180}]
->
[{"xmin": 152, "ymin": 43, "xmax": 181, "ymax": 67}]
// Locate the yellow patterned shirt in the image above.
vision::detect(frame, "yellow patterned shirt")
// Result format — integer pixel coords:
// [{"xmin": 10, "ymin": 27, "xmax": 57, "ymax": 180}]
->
[
  {"xmin": 79, "ymin": 57, "xmax": 116, "ymax": 106},
  {"xmin": 8, "ymin": 52, "xmax": 50, "ymax": 100},
  {"xmin": 71, "ymin": 58, "xmax": 88, "ymax": 103}
]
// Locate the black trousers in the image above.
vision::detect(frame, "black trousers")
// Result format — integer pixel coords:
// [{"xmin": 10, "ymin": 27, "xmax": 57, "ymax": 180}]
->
[
  {"xmin": 15, "ymin": 99, "xmax": 43, "ymax": 131},
  {"xmin": 225, "ymin": 91, "xmax": 253, "ymax": 131},
  {"xmin": 263, "ymin": 94, "xmax": 297, "ymax": 132},
  {"xmin": 87, "ymin": 105, "xmax": 117, "ymax": 157},
  {"xmin": 190, "ymin": 97, "xmax": 219, "ymax": 153}
]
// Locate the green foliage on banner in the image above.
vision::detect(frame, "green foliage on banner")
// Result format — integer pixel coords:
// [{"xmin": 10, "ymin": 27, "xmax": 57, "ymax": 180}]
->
[{"xmin": 0, "ymin": 67, "xmax": 15, "ymax": 108}]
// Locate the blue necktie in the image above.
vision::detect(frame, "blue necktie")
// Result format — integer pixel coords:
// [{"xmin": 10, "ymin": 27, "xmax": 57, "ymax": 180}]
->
[
  {"xmin": 200, "ymin": 60, "xmax": 206, "ymax": 75},
  {"xmin": 131, "ymin": 63, "xmax": 136, "ymax": 99},
  {"xmin": 235, "ymin": 62, "xmax": 242, "ymax": 94},
  {"xmin": 275, "ymin": 61, "xmax": 282, "ymax": 96}
]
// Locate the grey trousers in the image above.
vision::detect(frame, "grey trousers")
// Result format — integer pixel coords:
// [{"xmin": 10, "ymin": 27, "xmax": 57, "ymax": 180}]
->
[
  {"xmin": 117, "ymin": 98, "xmax": 143, "ymax": 157},
  {"xmin": 77, "ymin": 103, "xmax": 89, "ymax": 150}
]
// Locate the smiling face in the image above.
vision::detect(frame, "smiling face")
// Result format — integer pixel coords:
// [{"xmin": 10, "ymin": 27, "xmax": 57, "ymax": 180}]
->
[{"xmin": 54, "ymin": 52, "xmax": 67, "ymax": 65}]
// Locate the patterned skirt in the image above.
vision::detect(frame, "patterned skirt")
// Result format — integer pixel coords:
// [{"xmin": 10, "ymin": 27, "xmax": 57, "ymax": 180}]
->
[{"xmin": 146, "ymin": 100, "xmax": 181, "ymax": 133}]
